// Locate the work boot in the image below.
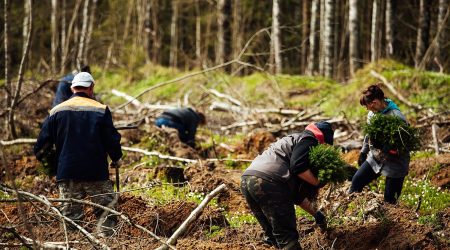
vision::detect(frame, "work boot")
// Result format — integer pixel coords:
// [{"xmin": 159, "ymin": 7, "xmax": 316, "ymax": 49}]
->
[
  {"xmin": 282, "ymin": 240, "xmax": 302, "ymax": 250},
  {"xmin": 262, "ymin": 236, "xmax": 277, "ymax": 247}
]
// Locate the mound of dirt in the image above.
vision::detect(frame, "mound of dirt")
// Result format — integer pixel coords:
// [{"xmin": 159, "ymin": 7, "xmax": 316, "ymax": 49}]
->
[
  {"xmin": 410, "ymin": 153, "xmax": 450, "ymax": 188},
  {"xmin": 235, "ymin": 129, "xmax": 276, "ymax": 159}
]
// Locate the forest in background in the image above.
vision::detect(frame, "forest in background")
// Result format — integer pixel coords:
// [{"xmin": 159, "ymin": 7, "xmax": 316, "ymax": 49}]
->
[{"xmin": 1, "ymin": 0, "xmax": 449, "ymax": 81}]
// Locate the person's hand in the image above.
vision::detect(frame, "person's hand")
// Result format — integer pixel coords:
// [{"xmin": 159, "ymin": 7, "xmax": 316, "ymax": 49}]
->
[
  {"xmin": 358, "ymin": 152, "xmax": 367, "ymax": 166},
  {"xmin": 314, "ymin": 211, "xmax": 327, "ymax": 230},
  {"xmin": 110, "ymin": 160, "xmax": 121, "ymax": 168}
]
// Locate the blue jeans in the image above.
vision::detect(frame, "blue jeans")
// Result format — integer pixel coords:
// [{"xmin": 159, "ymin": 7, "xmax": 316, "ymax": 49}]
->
[{"xmin": 349, "ymin": 161, "xmax": 405, "ymax": 204}]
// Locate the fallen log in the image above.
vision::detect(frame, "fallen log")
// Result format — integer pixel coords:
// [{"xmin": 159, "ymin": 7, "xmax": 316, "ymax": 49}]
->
[{"xmin": 155, "ymin": 183, "xmax": 227, "ymax": 250}]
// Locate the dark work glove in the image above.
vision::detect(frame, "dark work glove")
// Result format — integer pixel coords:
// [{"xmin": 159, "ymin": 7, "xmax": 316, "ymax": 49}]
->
[
  {"xmin": 314, "ymin": 211, "xmax": 327, "ymax": 230},
  {"xmin": 358, "ymin": 152, "xmax": 367, "ymax": 166}
]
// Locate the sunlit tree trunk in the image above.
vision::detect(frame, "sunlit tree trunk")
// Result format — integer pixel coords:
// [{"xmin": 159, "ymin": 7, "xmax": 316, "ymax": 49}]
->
[
  {"xmin": 60, "ymin": 0, "xmax": 67, "ymax": 73},
  {"xmin": 51, "ymin": 0, "xmax": 58, "ymax": 73},
  {"xmin": 85, "ymin": 0, "xmax": 98, "ymax": 64},
  {"xmin": 307, "ymin": 0, "xmax": 319, "ymax": 75},
  {"xmin": 415, "ymin": 0, "xmax": 431, "ymax": 68},
  {"xmin": 62, "ymin": 0, "xmax": 82, "ymax": 73},
  {"xmin": 272, "ymin": 0, "xmax": 282, "ymax": 74},
  {"xmin": 349, "ymin": 0, "xmax": 361, "ymax": 75},
  {"xmin": 216, "ymin": 0, "xmax": 225, "ymax": 65},
  {"xmin": 371, "ymin": 0, "xmax": 378, "ymax": 63},
  {"xmin": 170, "ymin": 0, "xmax": 179, "ymax": 67},
  {"xmin": 195, "ymin": 0, "xmax": 202, "ymax": 68},
  {"xmin": 436, "ymin": 0, "xmax": 448, "ymax": 66},
  {"xmin": 324, "ymin": 0, "xmax": 334, "ymax": 77},
  {"xmin": 319, "ymin": 0, "xmax": 325, "ymax": 75},
  {"xmin": 144, "ymin": 0, "xmax": 151, "ymax": 62},
  {"xmin": 151, "ymin": 0, "xmax": 160, "ymax": 64},
  {"xmin": 301, "ymin": 0, "xmax": 309, "ymax": 73},
  {"xmin": 385, "ymin": 0, "xmax": 394, "ymax": 57},
  {"xmin": 231, "ymin": 0, "xmax": 242, "ymax": 73},
  {"xmin": 77, "ymin": 0, "xmax": 90, "ymax": 68},
  {"xmin": 4, "ymin": 0, "xmax": 11, "ymax": 137}
]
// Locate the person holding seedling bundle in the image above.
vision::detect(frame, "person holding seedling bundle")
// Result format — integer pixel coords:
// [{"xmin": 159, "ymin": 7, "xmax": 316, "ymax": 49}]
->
[
  {"xmin": 349, "ymin": 84, "xmax": 416, "ymax": 204},
  {"xmin": 241, "ymin": 121, "xmax": 347, "ymax": 250}
]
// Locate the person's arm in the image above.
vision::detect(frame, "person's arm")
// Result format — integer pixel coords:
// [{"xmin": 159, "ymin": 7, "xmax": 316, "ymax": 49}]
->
[
  {"xmin": 297, "ymin": 169, "xmax": 320, "ymax": 186},
  {"xmin": 34, "ymin": 117, "xmax": 54, "ymax": 161},
  {"xmin": 102, "ymin": 107, "xmax": 122, "ymax": 162}
]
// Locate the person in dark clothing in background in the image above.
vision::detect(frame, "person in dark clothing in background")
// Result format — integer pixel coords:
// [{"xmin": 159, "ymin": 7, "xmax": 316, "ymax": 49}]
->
[
  {"xmin": 349, "ymin": 84, "xmax": 410, "ymax": 204},
  {"xmin": 155, "ymin": 107, "xmax": 206, "ymax": 147},
  {"xmin": 52, "ymin": 65, "xmax": 91, "ymax": 107},
  {"xmin": 241, "ymin": 121, "xmax": 333, "ymax": 250},
  {"xmin": 35, "ymin": 72, "xmax": 122, "ymax": 237}
]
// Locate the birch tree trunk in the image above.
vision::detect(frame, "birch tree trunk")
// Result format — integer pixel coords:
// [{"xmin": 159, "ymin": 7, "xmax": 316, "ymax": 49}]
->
[
  {"xmin": 370, "ymin": 0, "xmax": 378, "ymax": 63},
  {"xmin": 307, "ymin": 0, "xmax": 319, "ymax": 75},
  {"xmin": 385, "ymin": 0, "xmax": 394, "ymax": 57},
  {"xmin": 4, "ymin": 0, "xmax": 11, "ymax": 137},
  {"xmin": 216, "ymin": 0, "xmax": 225, "ymax": 65},
  {"xmin": 415, "ymin": 0, "xmax": 431, "ymax": 68},
  {"xmin": 319, "ymin": 0, "xmax": 325, "ymax": 75},
  {"xmin": 144, "ymin": 0, "xmax": 151, "ymax": 62},
  {"xmin": 62, "ymin": 0, "xmax": 82, "ymax": 73},
  {"xmin": 151, "ymin": 0, "xmax": 160, "ymax": 64},
  {"xmin": 8, "ymin": 0, "xmax": 33, "ymax": 139},
  {"xmin": 436, "ymin": 0, "xmax": 448, "ymax": 64},
  {"xmin": 272, "ymin": 0, "xmax": 282, "ymax": 74},
  {"xmin": 85, "ymin": 0, "xmax": 98, "ymax": 64},
  {"xmin": 349, "ymin": 0, "xmax": 361, "ymax": 75},
  {"xmin": 301, "ymin": 0, "xmax": 309, "ymax": 73},
  {"xmin": 324, "ymin": 0, "xmax": 334, "ymax": 78},
  {"xmin": 77, "ymin": 0, "xmax": 90, "ymax": 68},
  {"xmin": 195, "ymin": 0, "xmax": 202, "ymax": 68},
  {"xmin": 170, "ymin": 0, "xmax": 179, "ymax": 68},
  {"xmin": 231, "ymin": 0, "xmax": 242, "ymax": 72},
  {"xmin": 51, "ymin": 0, "xmax": 58, "ymax": 73},
  {"xmin": 60, "ymin": 0, "xmax": 67, "ymax": 73}
]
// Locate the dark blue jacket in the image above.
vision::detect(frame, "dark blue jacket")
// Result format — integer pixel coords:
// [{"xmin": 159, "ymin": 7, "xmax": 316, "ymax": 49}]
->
[
  {"xmin": 34, "ymin": 93, "xmax": 122, "ymax": 181},
  {"xmin": 160, "ymin": 108, "xmax": 201, "ymax": 146},
  {"xmin": 52, "ymin": 73, "xmax": 75, "ymax": 107}
]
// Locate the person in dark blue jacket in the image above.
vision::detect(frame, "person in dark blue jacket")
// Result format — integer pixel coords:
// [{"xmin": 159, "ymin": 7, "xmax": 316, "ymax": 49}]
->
[
  {"xmin": 52, "ymin": 65, "xmax": 91, "ymax": 107},
  {"xmin": 34, "ymin": 72, "xmax": 122, "ymax": 237},
  {"xmin": 155, "ymin": 108, "xmax": 206, "ymax": 147}
]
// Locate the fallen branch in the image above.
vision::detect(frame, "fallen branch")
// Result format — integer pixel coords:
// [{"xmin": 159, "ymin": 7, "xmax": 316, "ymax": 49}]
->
[
  {"xmin": 111, "ymin": 89, "xmax": 177, "ymax": 111},
  {"xmin": 155, "ymin": 183, "xmax": 227, "ymax": 250},
  {"xmin": 431, "ymin": 123, "xmax": 440, "ymax": 155},
  {"xmin": 0, "ymin": 138, "xmax": 37, "ymax": 146},
  {"xmin": 208, "ymin": 88, "xmax": 242, "ymax": 106},
  {"xmin": 370, "ymin": 70, "xmax": 424, "ymax": 110}
]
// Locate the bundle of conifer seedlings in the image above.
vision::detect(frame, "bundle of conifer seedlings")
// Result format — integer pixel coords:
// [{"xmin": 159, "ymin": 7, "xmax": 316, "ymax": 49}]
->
[
  {"xmin": 309, "ymin": 144, "xmax": 349, "ymax": 184},
  {"xmin": 362, "ymin": 114, "xmax": 421, "ymax": 153}
]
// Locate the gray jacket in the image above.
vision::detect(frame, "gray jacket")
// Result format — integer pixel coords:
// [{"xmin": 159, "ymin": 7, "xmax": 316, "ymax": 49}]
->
[{"xmin": 361, "ymin": 109, "xmax": 410, "ymax": 178}]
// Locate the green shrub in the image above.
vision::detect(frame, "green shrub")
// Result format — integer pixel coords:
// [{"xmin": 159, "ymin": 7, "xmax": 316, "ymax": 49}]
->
[
  {"xmin": 362, "ymin": 113, "xmax": 421, "ymax": 153},
  {"xmin": 309, "ymin": 144, "xmax": 348, "ymax": 184}
]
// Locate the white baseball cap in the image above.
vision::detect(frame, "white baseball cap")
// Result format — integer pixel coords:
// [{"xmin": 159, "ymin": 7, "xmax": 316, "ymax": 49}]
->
[{"xmin": 71, "ymin": 72, "xmax": 95, "ymax": 88}]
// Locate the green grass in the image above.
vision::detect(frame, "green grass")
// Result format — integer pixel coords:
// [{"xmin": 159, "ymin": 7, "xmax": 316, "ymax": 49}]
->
[
  {"xmin": 224, "ymin": 211, "xmax": 258, "ymax": 228},
  {"xmin": 399, "ymin": 178, "xmax": 450, "ymax": 214}
]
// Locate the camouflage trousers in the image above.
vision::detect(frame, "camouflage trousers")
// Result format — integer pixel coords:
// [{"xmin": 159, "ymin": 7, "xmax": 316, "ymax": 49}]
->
[
  {"xmin": 240, "ymin": 175, "xmax": 301, "ymax": 250},
  {"xmin": 58, "ymin": 180, "xmax": 118, "ymax": 236}
]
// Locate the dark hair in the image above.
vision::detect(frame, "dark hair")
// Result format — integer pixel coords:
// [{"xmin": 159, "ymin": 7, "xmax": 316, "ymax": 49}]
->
[
  {"xmin": 360, "ymin": 84, "xmax": 385, "ymax": 106},
  {"xmin": 80, "ymin": 65, "xmax": 91, "ymax": 73}
]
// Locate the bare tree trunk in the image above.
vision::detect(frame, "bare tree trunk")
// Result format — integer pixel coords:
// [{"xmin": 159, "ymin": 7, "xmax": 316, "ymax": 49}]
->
[
  {"xmin": 415, "ymin": 0, "xmax": 431, "ymax": 68},
  {"xmin": 301, "ymin": 0, "xmax": 309, "ymax": 73},
  {"xmin": 8, "ymin": 0, "xmax": 33, "ymax": 139},
  {"xmin": 307, "ymin": 0, "xmax": 319, "ymax": 75},
  {"xmin": 195, "ymin": 0, "xmax": 202, "ymax": 68},
  {"xmin": 51, "ymin": 0, "xmax": 58, "ymax": 73},
  {"xmin": 349, "ymin": 0, "xmax": 361, "ymax": 75},
  {"xmin": 85, "ymin": 0, "xmax": 98, "ymax": 64},
  {"xmin": 385, "ymin": 0, "xmax": 394, "ymax": 57},
  {"xmin": 319, "ymin": 0, "xmax": 325, "ymax": 75},
  {"xmin": 62, "ymin": 0, "xmax": 82, "ymax": 73},
  {"xmin": 170, "ymin": 0, "xmax": 179, "ymax": 68},
  {"xmin": 151, "ymin": 0, "xmax": 160, "ymax": 64},
  {"xmin": 60, "ymin": 0, "xmax": 67, "ymax": 74},
  {"xmin": 436, "ymin": 0, "xmax": 448, "ymax": 64},
  {"xmin": 77, "ymin": 0, "xmax": 90, "ymax": 68},
  {"xmin": 371, "ymin": 0, "xmax": 378, "ymax": 63},
  {"xmin": 324, "ymin": 0, "xmax": 334, "ymax": 78},
  {"xmin": 231, "ymin": 0, "xmax": 242, "ymax": 72},
  {"xmin": 144, "ymin": 0, "xmax": 151, "ymax": 62},
  {"xmin": 272, "ymin": 0, "xmax": 282, "ymax": 74},
  {"xmin": 216, "ymin": 0, "xmax": 225, "ymax": 65},
  {"xmin": 4, "ymin": 0, "xmax": 11, "ymax": 138}
]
